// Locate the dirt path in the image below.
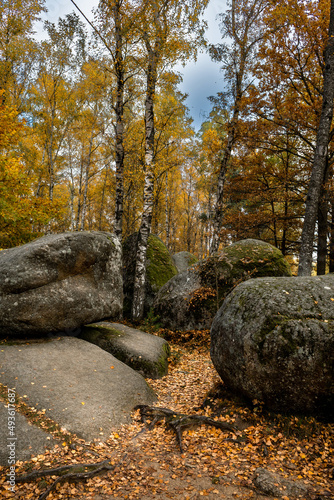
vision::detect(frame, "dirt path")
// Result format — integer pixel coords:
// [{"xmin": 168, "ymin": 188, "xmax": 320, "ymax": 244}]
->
[{"xmin": 1, "ymin": 340, "xmax": 333, "ymax": 500}]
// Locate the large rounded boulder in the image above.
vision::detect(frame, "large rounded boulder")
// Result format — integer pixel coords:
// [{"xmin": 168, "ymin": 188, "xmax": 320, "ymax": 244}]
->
[
  {"xmin": 0, "ymin": 231, "xmax": 123, "ymax": 335},
  {"xmin": 210, "ymin": 274, "xmax": 334, "ymax": 420},
  {"xmin": 123, "ymin": 233, "xmax": 178, "ymax": 317},
  {"xmin": 153, "ymin": 239, "xmax": 292, "ymax": 330}
]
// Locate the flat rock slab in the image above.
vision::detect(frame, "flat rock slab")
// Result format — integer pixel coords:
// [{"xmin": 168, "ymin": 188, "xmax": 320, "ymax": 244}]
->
[
  {"xmin": 80, "ymin": 322, "xmax": 170, "ymax": 379},
  {"xmin": 0, "ymin": 337, "xmax": 156, "ymax": 445},
  {"xmin": 0, "ymin": 402, "xmax": 59, "ymax": 466}
]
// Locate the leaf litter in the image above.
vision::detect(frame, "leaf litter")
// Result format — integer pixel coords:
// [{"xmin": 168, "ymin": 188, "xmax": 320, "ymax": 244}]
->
[{"xmin": 0, "ymin": 328, "xmax": 333, "ymax": 500}]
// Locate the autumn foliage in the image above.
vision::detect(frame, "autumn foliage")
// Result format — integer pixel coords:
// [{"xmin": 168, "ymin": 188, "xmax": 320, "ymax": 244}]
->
[
  {"xmin": 0, "ymin": 95, "xmax": 57, "ymax": 247},
  {"xmin": 1, "ymin": 0, "xmax": 334, "ymax": 266}
]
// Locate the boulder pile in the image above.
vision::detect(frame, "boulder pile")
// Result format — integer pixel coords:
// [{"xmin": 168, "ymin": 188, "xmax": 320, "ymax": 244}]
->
[{"xmin": 154, "ymin": 239, "xmax": 292, "ymax": 330}]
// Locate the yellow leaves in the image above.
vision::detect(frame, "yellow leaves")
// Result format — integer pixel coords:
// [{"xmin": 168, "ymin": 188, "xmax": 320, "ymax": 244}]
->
[{"xmin": 201, "ymin": 126, "xmax": 223, "ymax": 165}]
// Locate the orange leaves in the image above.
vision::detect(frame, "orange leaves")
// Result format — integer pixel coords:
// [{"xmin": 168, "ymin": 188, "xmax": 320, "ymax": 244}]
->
[{"xmin": 1, "ymin": 331, "xmax": 333, "ymax": 498}]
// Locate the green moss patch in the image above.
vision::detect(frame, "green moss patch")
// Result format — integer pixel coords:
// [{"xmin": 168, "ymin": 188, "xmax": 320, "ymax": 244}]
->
[
  {"xmin": 146, "ymin": 235, "xmax": 178, "ymax": 291},
  {"xmin": 123, "ymin": 233, "xmax": 178, "ymax": 317}
]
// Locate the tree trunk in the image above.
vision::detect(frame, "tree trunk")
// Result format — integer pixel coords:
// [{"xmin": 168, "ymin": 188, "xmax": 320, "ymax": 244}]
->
[
  {"xmin": 317, "ymin": 195, "xmax": 328, "ymax": 275},
  {"xmin": 281, "ymin": 194, "xmax": 288, "ymax": 255},
  {"xmin": 47, "ymin": 106, "xmax": 56, "ymax": 202},
  {"xmin": 113, "ymin": 0, "xmax": 125, "ymax": 240},
  {"xmin": 80, "ymin": 133, "xmax": 94, "ymax": 231},
  {"xmin": 165, "ymin": 171, "xmax": 170, "ymax": 249},
  {"xmin": 76, "ymin": 153, "xmax": 84, "ymax": 230},
  {"xmin": 98, "ymin": 166, "xmax": 109, "ymax": 230},
  {"xmin": 209, "ymin": 0, "xmax": 246, "ymax": 255},
  {"xmin": 210, "ymin": 104, "xmax": 241, "ymax": 254},
  {"xmin": 329, "ymin": 197, "xmax": 334, "ymax": 272},
  {"xmin": 298, "ymin": 0, "xmax": 334, "ymax": 275},
  {"xmin": 132, "ymin": 45, "xmax": 157, "ymax": 321}
]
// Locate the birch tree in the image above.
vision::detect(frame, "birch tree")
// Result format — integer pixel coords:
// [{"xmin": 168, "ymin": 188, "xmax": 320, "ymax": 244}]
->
[
  {"xmin": 209, "ymin": 0, "xmax": 269, "ymax": 254},
  {"xmin": 94, "ymin": 0, "xmax": 140, "ymax": 239},
  {"xmin": 131, "ymin": 0, "xmax": 208, "ymax": 320},
  {"xmin": 0, "ymin": 0, "xmax": 45, "ymax": 108},
  {"xmin": 31, "ymin": 13, "xmax": 85, "ymax": 201}
]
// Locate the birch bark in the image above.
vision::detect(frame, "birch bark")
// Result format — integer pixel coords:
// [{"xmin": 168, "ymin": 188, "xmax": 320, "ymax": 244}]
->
[
  {"xmin": 132, "ymin": 38, "xmax": 159, "ymax": 320},
  {"xmin": 113, "ymin": 0, "xmax": 125, "ymax": 239}
]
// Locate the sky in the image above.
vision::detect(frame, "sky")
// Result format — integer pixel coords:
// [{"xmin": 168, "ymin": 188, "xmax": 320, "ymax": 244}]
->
[{"xmin": 41, "ymin": 0, "xmax": 227, "ymax": 130}]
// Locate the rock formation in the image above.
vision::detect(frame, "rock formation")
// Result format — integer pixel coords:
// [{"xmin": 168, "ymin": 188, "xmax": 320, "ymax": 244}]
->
[
  {"xmin": 210, "ymin": 274, "xmax": 334, "ymax": 420},
  {"xmin": 80, "ymin": 322, "xmax": 170, "ymax": 379},
  {"xmin": 154, "ymin": 239, "xmax": 292, "ymax": 330},
  {"xmin": 123, "ymin": 233, "xmax": 177, "ymax": 316},
  {"xmin": 172, "ymin": 251, "xmax": 198, "ymax": 273},
  {"xmin": 0, "ymin": 231, "xmax": 123, "ymax": 335}
]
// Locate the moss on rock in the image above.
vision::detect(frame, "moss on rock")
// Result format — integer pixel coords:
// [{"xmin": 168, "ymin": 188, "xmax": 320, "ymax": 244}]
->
[
  {"xmin": 123, "ymin": 233, "xmax": 178, "ymax": 317},
  {"xmin": 80, "ymin": 321, "xmax": 170, "ymax": 379},
  {"xmin": 146, "ymin": 235, "xmax": 178, "ymax": 292},
  {"xmin": 192, "ymin": 239, "xmax": 291, "ymax": 322},
  {"xmin": 172, "ymin": 251, "xmax": 199, "ymax": 273},
  {"xmin": 154, "ymin": 239, "xmax": 292, "ymax": 331},
  {"xmin": 210, "ymin": 274, "xmax": 334, "ymax": 420}
]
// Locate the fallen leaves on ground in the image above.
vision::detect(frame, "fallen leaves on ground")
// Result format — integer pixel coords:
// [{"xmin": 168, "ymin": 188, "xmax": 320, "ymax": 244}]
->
[{"xmin": 0, "ymin": 330, "xmax": 333, "ymax": 500}]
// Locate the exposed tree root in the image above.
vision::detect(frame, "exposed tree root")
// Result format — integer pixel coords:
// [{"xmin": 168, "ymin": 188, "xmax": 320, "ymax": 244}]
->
[
  {"xmin": 15, "ymin": 406, "xmax": 237, "ymax": 498},
  {"xmin": 135, "ymin": 404, "xmax": 238, "ymax": 453}
]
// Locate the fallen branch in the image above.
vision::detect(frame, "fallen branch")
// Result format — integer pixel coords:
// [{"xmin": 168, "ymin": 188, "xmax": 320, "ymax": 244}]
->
[
  {"xmin": 15, "ymin": 424, "xmax": 148, "ymax": 500},
  {"xmin": 17, "ymin": 459, "xmax": 113, "ymax": 500},
  {"xmin": 134, "ymin": 404, "xmax": 237, "ymax": 453}
]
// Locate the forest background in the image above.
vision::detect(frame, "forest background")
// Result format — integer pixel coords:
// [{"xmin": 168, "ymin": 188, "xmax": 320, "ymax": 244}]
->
[{"xmin": 1, "ymin": 0, "xmax": 334, "ymax": 281}]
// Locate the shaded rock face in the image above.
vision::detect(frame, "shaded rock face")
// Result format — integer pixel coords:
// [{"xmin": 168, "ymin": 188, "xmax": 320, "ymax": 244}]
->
[
  {"xmin": 154, "ymin": 239, "xmax": 292, "ymax": 331},
  {"xmin": 172, "ymin": 251, "xmax": 198, "ymax": 273},
  {"xmin": 80, "ymin": 321, "xmax": 170, "ymax": 379},
  {"xmin": 0, "ymin": 231, "xmax": 123, "ymax": 335},
  {"xmin": 210, "ymin": 275, "xmax": 334, "ymax": 420},
  {"xmin": 0, "ymin": 337, "xmax": 156, "ymax": 444},
  {"xmin": 123, "ymin": 233, "xmax": 178, "ymax": 317},
  {"xmin": 0, "ymin": 402, "xmax": 59, "ymax": 466}
]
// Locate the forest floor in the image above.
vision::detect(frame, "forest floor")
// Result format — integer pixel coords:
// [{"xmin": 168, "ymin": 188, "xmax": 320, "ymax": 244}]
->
[{"xmin": 0, "ymin": 328, "xmax": 333, "ymax": 500}]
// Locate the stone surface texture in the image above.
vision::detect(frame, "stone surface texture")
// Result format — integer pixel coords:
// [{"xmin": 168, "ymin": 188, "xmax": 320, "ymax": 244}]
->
[
  {"xmin": 254, "ymin": 468, "xmax": 309, "ymax": 498},
  {"xmin": 80, "ymin": 322, "xmax": 170, "ymax": 379},
  {"xmin": 172, "ymin": 251, "xmax": 198, "ymax": 273},
  {"xmin": 0, "ymin": 337, "xmax": 156, "ymax": 444},
  {"xmin": 154, "ymin": 239, "xmax": 292, "ymax": 331},
  {"xmin": 0, "ymin": 231, "xmax": 123, "ymax": 335},
  {"xmin": 210, "ymin": 274, "xmax": 334, "ymax": 419},
  {"xmin": 0, "ymin": 402, "xmax": 59, "ymax": 466}
]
